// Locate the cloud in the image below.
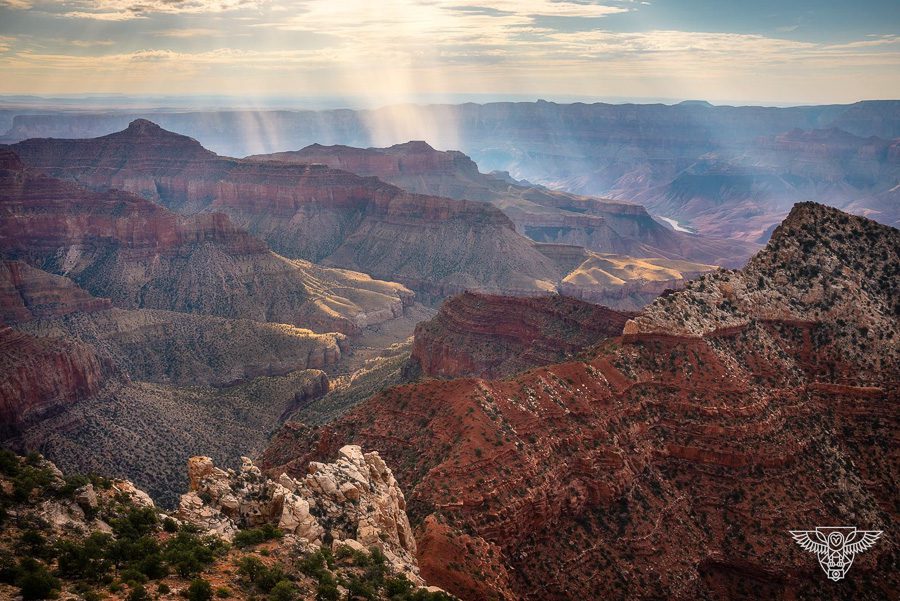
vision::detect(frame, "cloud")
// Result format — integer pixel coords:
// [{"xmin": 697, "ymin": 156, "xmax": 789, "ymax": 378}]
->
[
  {"xmin": 0, "ymin": 0, "xmax": 32, "ymax": 9},
  {"xmin": 70, "ymin": 39, "xmax": 115, "ymax": 47},
  {"xmin": 61, "ymin": 0, "xmax": 267, "ymax": 21},
  {"xmin": 154, "ymin": 28, "xmax": 222, "ymax": 38}
]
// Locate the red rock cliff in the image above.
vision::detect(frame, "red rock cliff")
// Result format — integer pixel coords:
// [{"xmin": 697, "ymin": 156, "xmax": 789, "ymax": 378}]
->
[{"xmin": 411, "ymin": 291, "xmax": 632, "ymax": 379}]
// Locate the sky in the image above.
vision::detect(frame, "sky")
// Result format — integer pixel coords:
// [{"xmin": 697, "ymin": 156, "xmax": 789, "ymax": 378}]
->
[{"xmin": 0, "ymin": 0, "xmax": 898, "ymax": 105}]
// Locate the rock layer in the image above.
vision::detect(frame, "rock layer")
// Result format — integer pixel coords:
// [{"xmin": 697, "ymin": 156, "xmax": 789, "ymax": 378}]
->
[
  {"xmin": 9, "ymin": 122, "xmax": 561, "ymax": 298},
  {"xmin": 410, "ymin": 291, "xmax": 632, "ymax": 379},
  {"xmin": 250, "ymin": 140, "xmax": 757, "ymax": 266},
  {"xmin": 0, "ymin": 325, "xmax": 111, "ymax": 435},
  {"xmin": 0, "ymin": 148, "xmax": 412, "ymax": 335}
]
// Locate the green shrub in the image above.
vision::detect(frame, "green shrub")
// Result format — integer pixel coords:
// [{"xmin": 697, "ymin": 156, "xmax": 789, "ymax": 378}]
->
[
  {"xmin": 315, "ymin": 573, "xmax": 339, "ymax": 601},
  {"xmin": 268, "ymin": 580, "xmax": 295, "ymax": 601},
  {"xmin": 57, "ymin": 474, "xmax": 91, "ymax": 498},
  {"xmin": 0, "ymin": 449, "xmax": 19, "ymax": 477},
  {"xmin": 345, "ymin": 575, "xmax": 376, "ymax": 600},
  {"xmin": 163, "ymin": 531, "xmax": 222, "ymax": 577},
  {"xmin": 254, "ymin": 564, "xmax": 287, "ymax": 594},
  {"xmin": 83, "ymin": 589, "xmax": 104, "ymax": 601},
  {"xmin": 234, "ymin": 524, "xmax": 282, "ymax": 548},
  {"xmin": 216, "ymin": 586, "xmax": 231, "ymax": 598},
  {"xmin": 384, "ymin": 574, "xmax": 414, "ymax": 596},
  {"xmin": 163, "ymin": 517, "xmax": 179, "ymax": 533},
  {"xmin": 16, "ymin": 559, "xmax": 60, "ymax": 601},
  {"xmin": 110, "ymin": 507, "xmax": 159, "ymax": 540},
  {"xmin": 20, "ymin": 529, "xmax": 54, "ymax": 560},
  {"xmin": 187, "ymin": 579, "xmax": 213, "ymax": 601},
  {"xmin": 56, "ymin": 532, "xmax": 113, "ymax": 581},
  {"xmin": 296, "ymin": 550, "xmax": 331, "ymax": 580},
  {"xmin": 119, "ymin": 568, "xmax": 147, "ymax": 586},
  {"xmin": 127, "ymin": 584, "xmax": 149, "ymax": 601},
  {"xmin": 236, "ymin": 556, "xmax": 266, "ymax": 584},
  {"xmin": 12, "ymin": 465, "xmax": 54, "ymax": 502},
  {"xmin": 157, "ymin": 583, "xmax": 171, "ymax": 594}
]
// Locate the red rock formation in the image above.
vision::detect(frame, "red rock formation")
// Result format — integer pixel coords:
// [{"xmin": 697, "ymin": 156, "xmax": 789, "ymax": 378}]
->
[
  {"xmin": 10, "ymin": 122, "xmax": 561, "ymax": 297},
  {"xmin": 410, "ymin": 291, "xmax": 632, "ymax": 379},
  {"xmin": 0, "ymin": 325, "xmax": 111, "ymax": 435},
  {"xmin": 0, "ymin": 260, "xmax": 111, "ymax": 324},
  {"xmin": 262, "ymin": 204, "xmax": 899, "ymax": 600},
  {"xmin": 249, "ymin": 140, "xmax": 759, "ymax": 266},
  {"xmin": 0, "ymin": 148, "xmax": 412, "ymax": 335}
]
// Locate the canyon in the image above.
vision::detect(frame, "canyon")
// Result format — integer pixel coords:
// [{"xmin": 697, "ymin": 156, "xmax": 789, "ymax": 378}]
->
[
  {"xmin": 0, "ymin": 148, "xmax": 412, "ymax": 335},
  {"xmin": 6, "ymin": 121, "xmax": 563, "ymax": 299},
  {"xmin": 6, "ymin": 120, "xmax": 724, "ymax": 304},
  {"xmin": 261, "ymin": 203, "xmax": 898, "ymax": 600},
  {"xmin": 0, "ymin": 99, "xmax": 897, "ymax": 600},
  {"xmin": 0, "ymin": 149, "xmax": 420, "ymax": 504},
  {"xmin": 3, "ymin": 100, "xmax": 897, "ymax": 246},
  {"xmin": 249, "ymin": 141, "xmax": 755, "ymax": 266}
]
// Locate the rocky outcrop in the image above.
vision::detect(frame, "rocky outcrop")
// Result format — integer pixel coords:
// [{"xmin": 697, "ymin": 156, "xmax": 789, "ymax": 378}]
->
[
  {"xmin": 177, "ymin": 447, "xmax": 422, "ymax": 581},
  {"xmin": 10, "ymin": 122, "xmax": 562, "ymax": 298},
  {"xmin": 15, "ymin": 304, "xmax": 347, "ymax": 388},
  {"xmin": 0, "ymin": 452, "xmax": 450, "ymax": 601},
  {"xmin": 5, "ymin": 101, "xmax": 898, "ymax": 246},
  {"xmin": 262, "ymin": 204, "xmax": 899, "ymax": 600},
  {"xmin": 410, "ymin": 291, "xmax": 632, "ymax": 379},
  {"xmin": 0, "ymin": 148, "xmax": 412, "ymax": 335}
]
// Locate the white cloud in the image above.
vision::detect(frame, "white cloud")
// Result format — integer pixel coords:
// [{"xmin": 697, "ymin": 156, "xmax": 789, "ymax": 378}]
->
[
  {"xmin": 0, "ymin": 0, "xmax": 33, "ymax": 9},
  {"xmin": 61, "ymin": 0, "xmax": 268, "ymax": 21},
  {"xmin": 154, "ymin": 28, "xmax": 222, "ymax": 38}
]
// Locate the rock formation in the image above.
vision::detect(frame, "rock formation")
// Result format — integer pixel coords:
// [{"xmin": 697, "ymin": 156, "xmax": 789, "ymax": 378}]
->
[
  {"xmin": 0, "ymin": 259, "xmax": 111, "ymax": 323},
  {"xmin": 0, "ymin": 148, "xmax": 412, "ymax": 335},
  {"xmin": 262, "ymin": 203, "xmax": 898, "ymax": 600},
  {"xmin": 8, "ymin": 121, "xmax": 562, "ymax": 298},
  {"xmin": 8, "ymin": 101, "xmax": 896, "ymax": 248},
  {"xmin": 538, "ymin": 244, "xmax": 717, "ymax": 310},
  {"xmin": 250, "ymin": 140, "xmax": 758, "ymax": 266},
  {"xmin": 0, "ymin": 259, "xmax": 363, "ymax": 505},
  {"xmin": 410, "ymin": 291, "xmax": 632, "ymax": 379},
  {"xmin": 0, "ymin": 451, "xmax": 450, "ymax": 601},
  {"xmin": 0, "ymin": 325, "xmax": 110, "ymax": 435},
  {"xmin": 176, "ymin": 447, "xmax": 421, "ymax": 581}
]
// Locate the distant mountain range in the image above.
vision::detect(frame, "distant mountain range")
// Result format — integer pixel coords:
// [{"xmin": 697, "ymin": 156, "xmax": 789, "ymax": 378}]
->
[{"xmin": 3, "ymin": 99, "xmax": 897, "ymax": 246}]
